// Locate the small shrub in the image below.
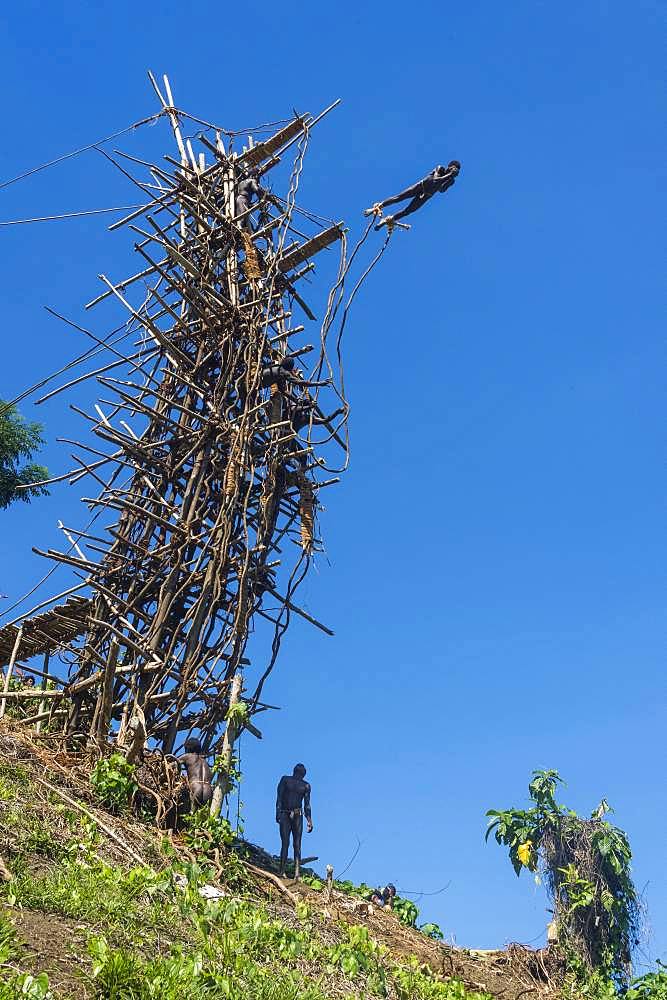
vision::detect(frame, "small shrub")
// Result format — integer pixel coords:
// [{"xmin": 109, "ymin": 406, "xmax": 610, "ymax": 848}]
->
[
  {"xmin": 328, "ymin": 923, "xmax": 385, "ymax": 979},
  {"xmin": 0, "ymin": 972, "xmax": 51, "ymax": 1000},
  {"xmin": 394, "ymin": 896, "xmax": 419, "ymax": 928},
  {"xmin": 626, "ymin": 962, "xmax": 667, "ymax": 1000},
  {"xmin": 182, "ymin": 806, "xmax": 234, "ymax": 853},
  {"xmin": 394, "ymin": 958, "xmax": 491, "ymax": 999},
  {"xmin": 300, "ymin": 873, "xmax": 324, "ymax": 891},
  {"xmin": 420, "ymin": 922, "xmax": 445, "ymax": 940},
  {"xmin": 90, "ymin": 753, "xmax": 138, "ymax": 812}
]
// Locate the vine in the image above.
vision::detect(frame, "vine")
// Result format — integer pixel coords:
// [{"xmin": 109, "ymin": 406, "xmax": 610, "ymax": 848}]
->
[{"xmin": 486, "ymin": 770, "xmax": 641, "ymax": 988}]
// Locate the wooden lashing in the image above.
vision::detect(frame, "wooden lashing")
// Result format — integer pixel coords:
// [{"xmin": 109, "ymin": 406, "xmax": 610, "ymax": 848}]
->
[
  {"xmin": 241, "ymin": 231, "xmax": 264, "ymax": 281},
  {"xmin": 298, "ymin": 474, "xmax": 314, "ymax": 553},
  {"xmin": 260, "ymin": 464, "xmax": 283, "ymax": 537},
  {"xmin": 224, "ymin": 435, "xmax": 239, "ymax": 497},
  {"xmin": 269, "ymin": 381, "xmax": 282, "ymax": 424}
]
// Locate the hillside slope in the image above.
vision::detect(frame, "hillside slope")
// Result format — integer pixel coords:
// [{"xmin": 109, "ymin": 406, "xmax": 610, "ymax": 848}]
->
[{"xmin": 0, "ymin": 722, "xmax": 561, "ymax": 999}]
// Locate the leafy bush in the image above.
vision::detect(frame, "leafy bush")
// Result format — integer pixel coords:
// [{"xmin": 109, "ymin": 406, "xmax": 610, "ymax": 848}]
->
[
  {"xmin": 183, "ymin": 806, "xmax": 234, "ymax": 852},
  {"xmin": 394, "ymin": 895, "xmax": 419, "ymax": 927},
  {"xmin": 90, "ymin": 753, "xmax": 138, "ymax": 812},
  {"xmin": 328, "ymin": 923, "xmax": 385, "ymax": 978},
  {"xmin": 0, "ymin": 973, "xmax": 51, "ymax": 1000},
  {"xmin": 393, "ymin": 958, "xmax": 490, "ymax": 999},
  {"xmin": 626, "ymin": 962, "xmax": 667, "ymax": 1000},
  {"xmin": 420, "ymin": 922, "xmax": 445, "ymax": 940},
  {"xmin": 487, "ymin": 770, "xmax": 640, "ymax": 987},
  {"xmin": 333, "ymin": 878, "xmax": 374, "ymax": 899},
  {"xmin": 300, "ymin": 873, "xmax": 325, "ymax": 890}
]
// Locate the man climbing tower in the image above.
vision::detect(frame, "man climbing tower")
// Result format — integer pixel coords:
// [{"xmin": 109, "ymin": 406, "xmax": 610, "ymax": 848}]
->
[
  {"xmin": 181, "ymin": 737, "xmax": 213, "ymax": 809},
  {"xmin": 289, "ymin": 398, "xmax": 346, "ymax": 435},
  {"xmin": 276, "ymin": 763, "xmax": 313, "ymax": 878},
  {"xmin": 366, "ymin": 161, "xmax": 461, "ymax": 230},
  {"xmin": 235, "ymin": 168, "xmax": 264, "ymax": 230}
]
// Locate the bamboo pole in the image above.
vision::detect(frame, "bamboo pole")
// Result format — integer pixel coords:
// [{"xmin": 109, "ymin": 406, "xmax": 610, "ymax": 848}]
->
[
  {"xmin": 210, "ymin": 671, "xmax": 243, "ymax": 817},
  {"xmin": 36, "ymin": 651, "xmax": 49, "ymax": 733},
  {"xmin": 0, "ymin": 627, "xmax": 24, "ymax": 719}
]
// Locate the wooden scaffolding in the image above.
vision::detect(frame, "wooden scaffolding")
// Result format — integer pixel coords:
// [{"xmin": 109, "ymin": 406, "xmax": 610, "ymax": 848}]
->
[{"xmin": 0, "ymin": 73, "xmax": 390, "ymax": 771}]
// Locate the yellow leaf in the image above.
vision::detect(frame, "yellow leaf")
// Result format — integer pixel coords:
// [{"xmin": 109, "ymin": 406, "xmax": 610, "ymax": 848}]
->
[{"xmin": 517, "ymin": 841, "xmax": 533, "ymax": 866}]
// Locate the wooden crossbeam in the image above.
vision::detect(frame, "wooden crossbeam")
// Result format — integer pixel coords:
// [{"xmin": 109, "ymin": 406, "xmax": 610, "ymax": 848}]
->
[
  {"xmin": 239, "ymin": 116, "xmax": 311, "ymax": 169},
  {"xmin": 277, "ymin": 223, "xmax": 344, "ymax": 273}
]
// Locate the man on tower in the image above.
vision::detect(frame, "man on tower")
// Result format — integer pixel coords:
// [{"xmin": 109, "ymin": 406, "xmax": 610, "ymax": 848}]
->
[
  {"xmin": 366, "ymin": 161, "xmax": 461, "ymax": 229},
  {"xmin": 235, "ymin": 168, "xmax": 264, "ymax": 230},
  {"xmin": 276, "ymin": 763, "xmax": 313, "ymax": 878}
]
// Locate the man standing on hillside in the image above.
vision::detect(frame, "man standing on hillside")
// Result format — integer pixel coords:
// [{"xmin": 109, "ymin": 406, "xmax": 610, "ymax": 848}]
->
[{"xmin": 276, "ymin": 763, "xmax": 313, "ymax": 879}]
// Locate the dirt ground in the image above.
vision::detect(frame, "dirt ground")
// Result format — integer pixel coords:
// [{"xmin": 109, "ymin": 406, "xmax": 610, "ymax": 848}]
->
[
  {"xmin": 6, "ymin": 907, "xmax": 90, "ymax": 999},
  {"xmin": 0, "ymin": 721, "xmax": 563, "ymax": 999},
  {"xmin": 283, "ymin": 878, "xmax": 561, "ymax": 1000}
]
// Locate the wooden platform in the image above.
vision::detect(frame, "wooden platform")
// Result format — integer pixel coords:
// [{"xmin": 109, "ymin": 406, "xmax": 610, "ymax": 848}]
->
[{"xmin": 0, "ymin": 597, "xmax": 90, "ymax": 667}]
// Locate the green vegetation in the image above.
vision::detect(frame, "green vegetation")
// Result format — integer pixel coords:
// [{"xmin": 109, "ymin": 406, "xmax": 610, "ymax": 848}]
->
[
  {"xmin": 2, "ymin": 851, "xmax": 490, "ymax": 1000},
  {"xmin": 90, "ymin": 752, "xmax": 138, "ymax": 813},
  {"xmin": 0, "ymin": 755, "xmax": 488, "ymax": 998},
  {"xmin": 393, "ymin": 895, "xmax": 419, "ymax": 928},
  {"xmin": 182, "ymin": 805, "xmax": 234, "ymax": 853},
  {"xmin": 2, "ymin": 756, "xmax": 660, "ymax": 1000},
  {"xmin": 421, "ymin": 923, "xmax": 445, "ymax": 941},
  {"xmin": 224, "ymin": 702, "xmax": 249, "ymax": 728},
  {"xmin": 301, "ymin": 872, "xmax": 445, "ymax": 940},
  {"xmin": 0, "ymin": 401, "xmax": 48, "ymax": 510},
  {"xmin": 487, "ymin": 770, "xmax": 641, "ymax": 991},
  {"xmin": 626, "ymin": 962, "xmax": 667, "ymax": 999}
]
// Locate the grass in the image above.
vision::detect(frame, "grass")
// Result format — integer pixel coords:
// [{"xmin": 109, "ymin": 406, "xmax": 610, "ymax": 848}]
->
[
  {"xmin": 2, "ymin": 853, "xmax": 492, "ymax": 999},
  {"xmin": 0, "ymin": 758, "xmax": 492, "ymax": 999}
]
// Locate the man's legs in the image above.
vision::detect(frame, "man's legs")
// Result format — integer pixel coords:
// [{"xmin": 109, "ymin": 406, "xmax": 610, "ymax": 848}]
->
[
  {"xmin": 379, "ymin": 180, "xmax": 423, "ymax": 209},
  {"xmin": 291, "ymin": 812, "xmax": 304, "ymax": 879},
  {"xmin": 278, "ymin": 812, "xmax": 292, "ymax": 875},
  {"xmin": 391, "ymin": 192, "xmax": 430, "ymax": 222},
  {"xmin": 190, "ymin": 780, "xmax": 213, "ymax": 809},
  {"xmin": 236, "ymin": 195, "xmax": 252, "ymax": 230}
]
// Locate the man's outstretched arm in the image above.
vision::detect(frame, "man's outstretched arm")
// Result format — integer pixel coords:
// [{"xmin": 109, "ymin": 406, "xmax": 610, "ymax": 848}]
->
[{"xmin": 304, "ymin": 782, "xmax": 313, "ymax": 832}]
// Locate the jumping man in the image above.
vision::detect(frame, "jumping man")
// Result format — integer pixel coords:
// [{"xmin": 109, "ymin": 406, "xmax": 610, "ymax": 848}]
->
[{"xmin": 366, "ymin": 161, "xmax": 461, "ymax": 229}]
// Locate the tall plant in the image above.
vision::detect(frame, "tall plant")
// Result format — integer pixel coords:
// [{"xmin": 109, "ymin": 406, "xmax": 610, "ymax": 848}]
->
[{"xmin": 486, "ymin": 770, "xmax": 640, "ymax": 988}]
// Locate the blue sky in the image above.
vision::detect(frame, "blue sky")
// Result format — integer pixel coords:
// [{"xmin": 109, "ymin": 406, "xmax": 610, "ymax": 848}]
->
[{"xmin": 1, "ymin": 0, "xmax": 664, "ymax": 969}]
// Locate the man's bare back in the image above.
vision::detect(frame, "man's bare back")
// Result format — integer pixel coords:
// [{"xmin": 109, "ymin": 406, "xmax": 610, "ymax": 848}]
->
[{"xmin": 181, "ymin": 739, "xmax": 213, "ymax": 808}]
